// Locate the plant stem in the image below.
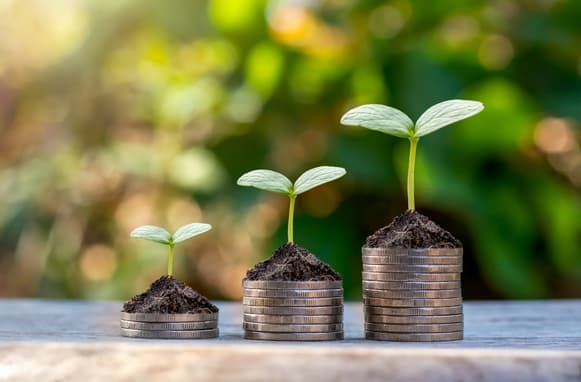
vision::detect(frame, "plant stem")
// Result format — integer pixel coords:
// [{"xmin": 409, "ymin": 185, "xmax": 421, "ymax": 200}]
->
[
  {"xmin": 168, "ymin": 243, "xmax": 174, "ymax": 276},
  {"xmin": 407, "ymin": 137, "xmax": 419, "ymax": 211},
  {"xmin": 288, "ymin": 194, "xmax": 296, "ymax": 243}
]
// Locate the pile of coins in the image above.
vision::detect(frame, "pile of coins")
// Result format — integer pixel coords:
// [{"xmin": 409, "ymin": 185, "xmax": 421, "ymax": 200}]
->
[
  {"xmin": 120, "ymin": 312, "xmax": 219, "ymax": 339},
  {"xmin": 242, "ymin": 280, "xmax": 344, "ymax": 341},
  {"xmin": 362, "ymin": 247, "xmax": 463, "ymax": 342}
]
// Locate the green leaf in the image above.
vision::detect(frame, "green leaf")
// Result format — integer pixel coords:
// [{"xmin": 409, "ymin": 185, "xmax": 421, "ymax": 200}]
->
[
  {"xmin": 172, "ymin": 223, "xmax": 212, "ymax": 244},
  {"xmin": 130, "ymin": 225, "xmax": 172, "ymax": 245},
  {"xmin": 293, "ymin": 166, "xmax": 346, "ymax": 195},
  {"xmin": 237, "ymin": 169, "xmax": 293, "ymax": 194},
  {"xmin": 340, "ymin": 104, "xmax": 413, "ymax": 138},
  {"xmin": 415, "ymin": 99, "xmax": 484, "ymax": 137}
]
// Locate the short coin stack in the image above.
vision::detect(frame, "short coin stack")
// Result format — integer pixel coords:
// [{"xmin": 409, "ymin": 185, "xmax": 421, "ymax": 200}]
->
[
  {"xmin": 362, "ymin": 247, "xmax": 463, "ymax": 341},
  {"xmin": 242, "ymin": 280, "xmax": 344, "ymax": 341},
  {"xmin": 120, "ymin": 312, "xmax": 219, "ymax": 339}
]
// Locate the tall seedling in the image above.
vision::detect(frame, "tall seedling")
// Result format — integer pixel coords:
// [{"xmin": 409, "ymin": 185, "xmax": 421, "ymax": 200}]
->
[{"xmin": 341, "ymin": 100, "xmax": 484, "ymax": 210}]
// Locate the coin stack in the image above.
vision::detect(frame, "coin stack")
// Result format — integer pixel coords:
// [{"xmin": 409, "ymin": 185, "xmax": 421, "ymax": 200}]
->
[
  {"xmin": 362, "ymin": 247, "xmax": 463, "ymax": 341},
  {"xmin": 120, "ymin": 312, "xmax": 219, "ymax": 339},
  {"xmin": 242, "ymin": 280, "xmax": 344, "ymax": 341}
]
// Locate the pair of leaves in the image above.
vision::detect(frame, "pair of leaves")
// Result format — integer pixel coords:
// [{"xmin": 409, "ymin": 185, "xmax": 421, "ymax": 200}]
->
[
  {"xmin": 237, "ymin": 166, "xmax": 346, "ymax": 196},
  {"xmin": 130, "ymin": 223, "xmax": 212, "ymax": 245},
  {"xmin": 340, "ymin": 99, "xmax": 484, "ymax": 138}
]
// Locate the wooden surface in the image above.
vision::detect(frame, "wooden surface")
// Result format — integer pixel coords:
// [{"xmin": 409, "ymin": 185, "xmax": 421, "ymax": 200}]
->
[{"xmin": 0, "ymin": 299, "xmax": 580, "ymax": 381}]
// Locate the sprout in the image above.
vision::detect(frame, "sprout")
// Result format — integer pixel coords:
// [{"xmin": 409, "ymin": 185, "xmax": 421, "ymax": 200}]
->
[
  {"xmin": 130, "ymin": 223, "xmax": 212, "ymax": 276},
  {"xmin": 341, "ymin": 99, "xmax": 484, "ymax": 211},
  {"xmin": 237, "ymin": 166, "xmax": 346, "ymax": 243}
]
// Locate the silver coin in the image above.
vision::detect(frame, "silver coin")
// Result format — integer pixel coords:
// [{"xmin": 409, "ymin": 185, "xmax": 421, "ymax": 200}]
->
[
  {"xmin": 365, "ymin": 313, "xmax": 463, "ymax": 325},
  {"xmin": 120, "ymin": 312, "xmax": 218, "ymax": 322},
  {"xmin": 243, "ymin": 322, "xmax": 343, "ymax": 333},
  {"xmin": 243, "ymin": 313, "xmax": 342, "ymax": 324},
  {"xmin": 363, "ymin": 297, "xmax": 462, "ymax": 308},
  {"xmin": 362, "ymin": 248, "xmax": 463, "ymax": 257},
  {"xmin": 364, "ymin": 305, "xmax": 463, "ymax": 316},
  {"xmin": 242, "ymin": 280, "xmax": 342, "ymax": 290},
  {"xmin": 243, "ymin": 296, "xmax": 343, "ymax": 307},
  {"xmin": 120, "ymin": 319, "xmax": 217, "ymax": 331},
  {"xmin": 120, "ymin": 328, "xmax": 219, "ymax": 339},
  {"xmin": 243, "ymin": 288, "xmax": 343, "ymax": 298},
  {"xmin": 363, "ymin": 288, "xmax": 461, "ymax": 299},
  {"xmin": 362, "ymin": 271, "xmax": 460, "ymax": 282},
  {"xmin": 363, "ymin": 264, "xmax": 463, "ymax": 273},
  {"xmin": 243, "ymin": 305, "xmax": 343, "ymax": 315},
  {"xmin": 244, "ymin": 330, "xmax": 344, "ymax": 341},
  {"xmin": 362, "ymin": 280, "xmax": 461, "ymax": 290},
  {"xmin": 365, "ymin": 322, "xmax": 464, "ymax": 333},
  {"xmin": 362, "ymin": 255, "xmax": 462, "ymax": 265},
  {"xmin": 365, "ymin": 330, "xmax": 463, "ymax": 342}
]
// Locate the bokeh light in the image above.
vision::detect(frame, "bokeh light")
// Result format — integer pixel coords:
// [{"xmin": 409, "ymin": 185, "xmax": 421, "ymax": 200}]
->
[{"xmin": 0, "ymin": 0, "xmax": 580, "ymax": 301}]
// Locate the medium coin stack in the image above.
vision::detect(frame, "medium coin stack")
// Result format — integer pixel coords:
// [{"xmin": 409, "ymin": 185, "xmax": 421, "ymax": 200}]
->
[
  {"xmin": 120, "ymin": 312, "xmax": 219, "ymax": 339},
  {"xmin": 362, "ymin": 247, "xmax": 463, "ymax": 342},
  {"xmin": 242, "ymin": 279, "xmax": 344, "ymax": 341}
]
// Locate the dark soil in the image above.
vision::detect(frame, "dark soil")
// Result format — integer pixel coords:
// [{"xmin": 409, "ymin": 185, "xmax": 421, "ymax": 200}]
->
[
  {"xmin": 122, "ymin": 275, "xmax": 218, "ymax": 314},
  {"xmin": 246, "ymin": 242, "xmax": 342, "ymax": 281},
  {"xmin": 365, "ymin": 210, "xmax": 462, "ymax": 249}
]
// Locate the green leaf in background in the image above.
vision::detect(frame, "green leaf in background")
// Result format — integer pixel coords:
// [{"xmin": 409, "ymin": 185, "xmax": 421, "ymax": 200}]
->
[
  {"xmin": 237, "ymin": 169, "xmax": 293, "ymax": 194},
  {"xmin": 172, "ymin": 223, "xmax": 212, "ymax": 244},
  {"xmin": 293, "ymin": 166, "xmax": 347, "ymax": 195},
  {"xmin": 415, "ymin": 99, "xmax": 484, "ymax": 137},
  {"xmin": 130, "ymin": 226, "xmax": 172, "ymax": 245},
  {"xmin": 340, "ymin": 104, "xmax": 414, "ymax": 138}
]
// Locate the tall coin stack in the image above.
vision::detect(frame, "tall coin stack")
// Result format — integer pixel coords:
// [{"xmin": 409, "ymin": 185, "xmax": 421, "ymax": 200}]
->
[
  {"xmin": 242, "ymin": 280, "xmax": 344, "ymax": 341},
  {"xmin": 362, "ymin": 248, "xmax": 463, "ymax": 341},
  {"xmin": 120, "ymin": 312, "xmax": 219, "ymax": 339}
]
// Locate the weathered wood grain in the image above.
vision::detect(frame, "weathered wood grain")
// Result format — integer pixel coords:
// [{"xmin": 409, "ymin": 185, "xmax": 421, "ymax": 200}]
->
[{"xmin": 0, "ymin": 299, "xmax": 580, "ymax": 381}]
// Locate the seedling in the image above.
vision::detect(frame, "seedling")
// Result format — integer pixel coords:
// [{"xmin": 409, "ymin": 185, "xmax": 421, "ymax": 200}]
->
[
  {"xmin": 130, "ymin": 223, "xmax": 212, "ymax": 276},
  {"xmin": 340, "ymin": 99, "xmax": 483, "ymax": 211},
  {"xmin": 237, "ymin": 166, "xmax": 346, "ymax": 243}
]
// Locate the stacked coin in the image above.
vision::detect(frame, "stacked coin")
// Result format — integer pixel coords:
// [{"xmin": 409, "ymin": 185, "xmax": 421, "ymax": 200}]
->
[
  {"xmin": 120, "ymin": 312, "xmax": 219, "ymax": 339},
  {"xmin": 242, "ymin": 280, "xmax": 344, "ymax": 341},
  {"xmin": 362, "ymin": 248, "xmax": 463, "ymax": 342}
]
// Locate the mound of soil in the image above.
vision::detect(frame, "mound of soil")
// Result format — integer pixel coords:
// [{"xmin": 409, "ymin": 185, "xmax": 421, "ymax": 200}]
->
[
  {"xmin": 366, "ymin": 210, "xmax": 462, "ymax": 249},
  {"xmin": 122, "ymin": 275, "xmax": 218, "ymax": 314},
  {"xmin": 246, "ymin": 242, "xmax": 341, "ymax": 281}
]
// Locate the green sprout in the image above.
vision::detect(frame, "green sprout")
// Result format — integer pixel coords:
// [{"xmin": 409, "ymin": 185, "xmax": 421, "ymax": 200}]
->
[
  {"xmin": 340, "ymin": 99, "xmax": 484, "ymax": 211},
  {"xmin": 130, "ymin": 223, "xmax": 212, "ymax": 276},
  {"xmin": 237, "ymin": 166, "xmax": 346, "ymax": 243}
]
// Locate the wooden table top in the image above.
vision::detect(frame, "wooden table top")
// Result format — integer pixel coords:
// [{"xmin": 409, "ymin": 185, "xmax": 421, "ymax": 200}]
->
[{"xmin": 0, "ymin": 299, "xmax": 580, "ymax": 381}]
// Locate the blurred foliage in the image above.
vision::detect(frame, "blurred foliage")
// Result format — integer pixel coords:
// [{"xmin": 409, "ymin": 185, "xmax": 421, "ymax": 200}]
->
[{"xmin": 0, "ymin": 0, "xmax": 580, "ymax": 301}]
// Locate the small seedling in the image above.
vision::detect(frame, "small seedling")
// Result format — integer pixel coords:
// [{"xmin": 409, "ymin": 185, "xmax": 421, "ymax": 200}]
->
[
  {"xmin": 237, "ymin": 166, "xmax": 346, "ymax": 243},
  {"xmin": 340, "ymin": 99, "xmax": 483, "ymax": 211},
  {"xmin": 130, "ymin": 223, "xmax": 212, "ymax": 276}
]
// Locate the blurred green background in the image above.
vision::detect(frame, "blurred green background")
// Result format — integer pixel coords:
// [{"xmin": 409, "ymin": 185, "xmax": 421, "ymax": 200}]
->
[{"xmin": 0, "ymin": 0, "xmax": 579, "ymax": 301}]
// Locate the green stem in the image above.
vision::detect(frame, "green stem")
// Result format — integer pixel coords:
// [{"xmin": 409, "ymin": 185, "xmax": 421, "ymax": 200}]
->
[
  {"xmin": 407, "ymin": 137, "xmax": 419, "ymax": 211},
  {"xmin": 288, "ymin": 194, "xmax": 296, "ymax": 243},
  {"xmin": 168, "ymin": 243, "xmax": 174, "ymax": 276}
]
